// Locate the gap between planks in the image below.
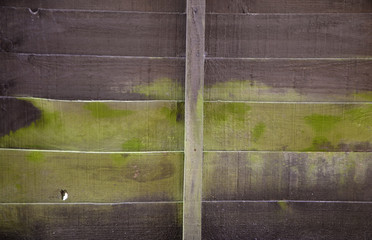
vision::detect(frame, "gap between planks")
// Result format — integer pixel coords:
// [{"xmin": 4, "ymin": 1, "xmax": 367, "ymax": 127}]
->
[
  {"xmin": 203, "ymin": 200, "xmax": 372, "ymax": 204},
  {"xmin": 0, "ymin": 148, "xmax": 184, "ymax": 154},
  {"xmin": 0, "ymin": 201, "xmax": 183, "ymax": 205},
  {"xmin": 0, "ymin": 6, "xmax": 186, "ymax": 15}
]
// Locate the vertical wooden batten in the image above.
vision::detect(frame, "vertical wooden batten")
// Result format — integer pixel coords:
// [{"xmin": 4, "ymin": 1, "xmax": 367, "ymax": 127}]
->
[{"xmin": 184, "ymin": 0, "xmax": 205, "ymax": 239}]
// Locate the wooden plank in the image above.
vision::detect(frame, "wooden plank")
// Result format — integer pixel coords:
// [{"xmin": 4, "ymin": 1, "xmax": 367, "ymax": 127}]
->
[
  {"xmin": 0, "ymin": 150, "xmax": 183, "ymax": 202},
  {"xmin": 183, "ymin": 0, "xmax": 205, "ymax": 239},
  {"xmin": 0, "ymin": 98, "xmax": 184, "ymax": 151},
  {"xmin": 0, "ymin": 203, "xmax": 182, "ymax": 240},
  {"xmin": 0, "ymin": 8, "xmax": 185, "ymax": 57},
  {"xmin": 202, "ymin": 201, "xmax": 372, "ymax": 240},
  {"xmin": 0, "ymin": 53, "xmax": 185, "ymax": 100},
  {"xmin": 204, "ymin": 102, "xmax": 372, "ymax": 151},
  {"xmin": 206, "ymin": 0, "xmax": 372, "ymax": 13},
  {"xmin": 0, "ymin": 0, "xmax": 185, "ymax": 12},
  {"xmin": 206, "ymin": 14, "xmax": 372, "ymax": 58},
  {"xmin": 203, "ymin": 152, "xmax": 372, "ymax": 201},
  {"xmin": 205, "ymin": 59, "xmax": 372, "ymax": 102}
]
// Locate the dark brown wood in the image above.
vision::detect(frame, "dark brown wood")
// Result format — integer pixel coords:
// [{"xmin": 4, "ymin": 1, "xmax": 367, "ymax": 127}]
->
[
  {"xmin": 205, "ymin": 59, "xmax": 372, "ymax": 101},
  {"xmin": 0, "ymin": 0, "xmax": 186, "ymax": 12},
  {"xmin": 0, "ymin": 53, "xmax": 185, "ymax": 100},
  {"xmin": 206, "ymin": 13, "xmax": 372, "ymax": 58},
  {"xmin": 0, "ymin": 7, "xmax": 185, "ymax": 57},
  {"xmin": 207, "ymin": 0, "xmax": 372, "ymax": 13},
  {"xmin": 203, "ymin": 152, "xmax": 372, "ymax": 201},
  {"xmin": 0, "ymin": 150, "xmax": 184, "ymax": 202},
  {"xmin": 202, "ymin": 201, "xmax": 372, "ymax": 240},
  {"xmin": 0, "ymin": 203, "xmax": 182, "ymax": 240},
  {"xmin": 183, "ymin": 0, "xmax": 205, "ymax": 239}
]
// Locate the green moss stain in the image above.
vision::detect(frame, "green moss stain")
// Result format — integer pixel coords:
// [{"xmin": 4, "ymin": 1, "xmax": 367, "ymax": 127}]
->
[
  {"xmin": 122, "ymin": 138, "xmax": 145, "ymax": 151},
  {"xmin": 205, "ymin": 102, "xmax": 251, "ymax": 123},
  {"xmin": 278, "ymin": 201, "xmax": 289, "ymax": 211},
  {"xmin": 133, "ymin": 78, "xmax": 184, "ymax": 100},
  {"xmin": 353, "ymin": 91, "xmax": 372, "ymax": 101},
  {"xmin": 26, "ymin": 152, "xmax": 45, "ymax": 163},
  {"xmin": 205, "ymin": 80, "xmax": 303, "ymax": 101},
  {"xmin": 111, "ymin": 154, "xmax": 130, "ymax": 166},
  {"xmin": 252, "ymin": 122, "xmax": 266, "ymax": 142},
  {"xmin": 0, "ymin": 98, "xmax": 184, "ymax": 151},
  {"xmin": 304, "ymin": 114, "xmax": 341, "ymax": 133},
  {"xmin": 84, "ymin": 102, "xmax": 133, "ymax": 118}
]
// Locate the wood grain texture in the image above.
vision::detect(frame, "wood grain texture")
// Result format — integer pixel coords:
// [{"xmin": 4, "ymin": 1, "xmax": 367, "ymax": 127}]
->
[
  {"xmin": 0, "ymin": 53, "xmax": 185, "ymax": 100},
  {"xmin": 0, "ymin": 203, "xmax": 182, "ymax": 240},
  {"xmin": 206, "ymin": 13, "xmax": 372, "ymax": 58},
  {"xmin": 0, "ymin": 150, "xmax": 183, "ymax": 202},
  {"xmin": 183, "ymin": 0, "xmax": 205, "ymax": 239},
  {"xmin": 202, "ymin": 201, "xmax": 372, "ymax": 240},
  {"xmin": 203, "ymin": 152, "xmax": 372, "ymax": 201},
  {"xmin": 205, "ymin": 59, "xmax": 372, "ymax": 102},
  {"xmin": 0, "ymin": 98, "xmax": 184, "ymax": 151},
  {"xmin": 0, "ymin": 7, "xmax": 185, "ymax": 57},
  {"xmin": 204, "ymin": 102, "xmax": 372, "ymax": 151},
  {"xmin": 0, "ymin": 0, "xmax": 186, "ymax": 12},
  {"xmin": 206, "ymin": 0, "xmax": 372, "ymax": 13}
]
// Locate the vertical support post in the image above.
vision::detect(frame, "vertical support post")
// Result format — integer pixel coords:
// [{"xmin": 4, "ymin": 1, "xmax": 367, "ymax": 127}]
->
[{"xmin": 183, "ymin": 0, "xmax": 205, "ymax": 239}]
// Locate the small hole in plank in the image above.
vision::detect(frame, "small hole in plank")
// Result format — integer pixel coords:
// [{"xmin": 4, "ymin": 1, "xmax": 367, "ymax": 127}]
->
[{"xmin": 28, "ymin": 8, "xmax": 39, "ymax": 15}]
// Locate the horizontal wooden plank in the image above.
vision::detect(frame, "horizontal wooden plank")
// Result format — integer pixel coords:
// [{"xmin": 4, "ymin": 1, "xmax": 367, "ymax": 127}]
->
[
  {"xmin": 0, "ymin": 8, "xmax": 185, "ymax": 56},
  {"xmin": 205, "ymin": 59, "xmax": 372, "ymax": 102},
  {"xmin": 206, "ymin": 0, "xmax": 372, "ymax": 13},
  {"xmin": 203, "ymin": 152, "xmax": 372, "ymax": 201},
  {"xmin": 0, "ymin": 53, "xmax": 185, "ymax": 100},
  {"xmin": 0, "ymin": 150, "xmax": 183, "ymax": 202},
  {"xmin": 204, "ymin": 102, "xmax": 372, "ymax": 151},
  {"xmin": 202, "ymin": 201, "xmax": 372, "ymax": 240},
  {"xmin": 206, "ymin": 14, "xmax": 372, "ymax": 58},
  {"xmin": 0, "ymin": 203, "xmax": 182, "ymax": 240},
  {"xmin": 0, "ymin": 0, "xmax": 185, "ymax": 12},
  {"xmin": 0, "ymin": 98, "xmax": 184, "ymax": 151}
]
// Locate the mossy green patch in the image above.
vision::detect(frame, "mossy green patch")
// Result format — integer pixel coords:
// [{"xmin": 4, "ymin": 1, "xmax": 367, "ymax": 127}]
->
[
  {"xmin": 133, "ymin": 78, "xmax": 184, "ymax": 100},
  {"xmin": 278, "ymin": 201, "xmax": 289, "ymax": 211},
  {"xmin": 122, "ymin": 138, "xmax": 145, "ymax": 151},
  {"xmin": 353, "ymin": 91, "xmax": 372, "ymax": 101},
  {"xmin": 304, "ymin": 114, "xmax": 341, "ymax": 133},
  {"xmin": 252, "ymin": 122, "xmax": 266, "ymax": 142},
  {"xmin": 303, "ymin": 136, "xmax": 335, "ymax": 152},
  {"xmin": 205, "ymin": 102, "xmax": 251, "ymax": 123},
  {"xmin": 26, "ymin": 152, "xmax": 45, "ymax": 163},
  {"xmin": 84, "ymin": 102, "xmax": 133, "ymax": 118},
  {"xmin": 111, "ymin": 154, "xmax": 130, "ymax": 166},
  {"xmin": 0, "ymin": 98, "xmax": 184, "ymax": 151}
]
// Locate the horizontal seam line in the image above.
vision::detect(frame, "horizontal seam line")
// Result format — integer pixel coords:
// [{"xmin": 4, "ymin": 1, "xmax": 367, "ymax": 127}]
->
[
  {"xmin": 0, "ymin": 96, "xmax": 184, "ymax": 103},
  {"xmin": 0, "ymin": 6, "xmax": 186, "ymax": 15},
  {"xmin": 0, "ymin": 148, "xmax": 184, "ymax": 154},
  {"xmin": 0, "ymin": 201, "xmax": 183, "ymax": 205},
  {"xmin": 203, "ymin": 200, "xmax": 372, "ymax": 204},
  {"xmin": 205, "ymin": 100, "xmax": 372, "ymax": 104},
  {"xmin": 1, "ymin": 52, "xmax": 186, "ymax": 59},
  {"xmin": 206, "ymin": 57, "xmax": 372, "ymax": 60},
  {"xmin": 206, "ymin": 12, "xmax": 372, "ymax": 16}
]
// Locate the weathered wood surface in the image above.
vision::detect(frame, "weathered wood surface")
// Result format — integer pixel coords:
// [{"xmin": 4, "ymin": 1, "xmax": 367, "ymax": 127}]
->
[
  {"xmin": 206, "ymin": 14, "xmax": 372, "ymax": 58},
  {"xmin": 206, "ymin": 0, "xmax": 372, "ymax": 13},
  {"xmin": 0, "ymin": 7, "xmax": 185, "ymax": 57},
  {"xmin": 0, "ymin": 0, "xmax": 186, "ymax": 12},
  {"xmin": 0, "ymin": 98, "xmax": 184, "ymax": 151},
  {"xmin": 203, "ymin": 152, "xmax": 372, "ymax": 201},
  {"xmin": 0, "ymin": 150, "xmax": 183, "ymax": 202},
  {"xmin": 0, "ymin": 203, "xmax": 182, "ymax": 240},
  {"xmin": 204, "ymin": 102, "xmax": 372, "ymax": 151},
  {"xmin": 0, "ymin": 53, "xmax": 185, "ymax": 100},
  {"xmin": 202, "ymin": 201, "xmax": 372, "ymax": 240},
  {"xmin": 183, "ymin": 0, "xmax": 205, "ymax": 239},
  {"xmin": 205, "ymin": 59, "xmax": 372, "ymax": 102}
]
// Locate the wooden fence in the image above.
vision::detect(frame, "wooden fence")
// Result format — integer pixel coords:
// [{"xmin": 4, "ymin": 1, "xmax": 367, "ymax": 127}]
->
[{"xmin": 1, "ymin": 0, "xmax": 372, "ymax": 239}]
